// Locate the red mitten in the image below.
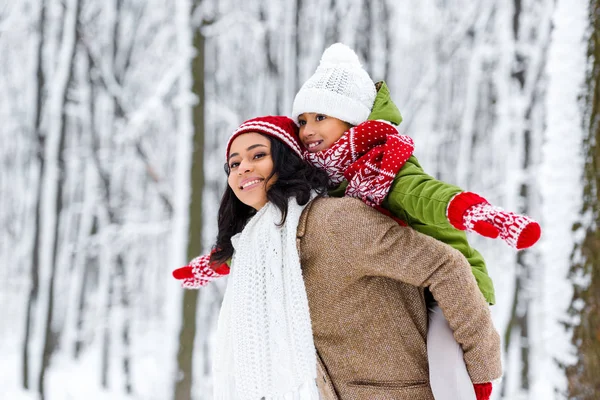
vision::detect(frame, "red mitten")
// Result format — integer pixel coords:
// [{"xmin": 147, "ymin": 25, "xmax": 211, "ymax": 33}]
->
[
  {"xmin": 172, "ymin": 253, "xmax": 230, "ymax": 289},
  {"xmin": 473, "ymin": 382, "xmax": 492, "ymax": 400},
  {"xmin": 447, "ymin": 192, "xmax": 541, "ymax": 249}
]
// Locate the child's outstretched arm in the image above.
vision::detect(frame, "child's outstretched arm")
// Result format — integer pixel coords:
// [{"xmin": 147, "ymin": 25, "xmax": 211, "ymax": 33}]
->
[
  {"xmin": 447, "ymin": 191, "xmax": 541, "ymax": 250},
  {"xmin": 172, "ymin": 252, "xmax": 230, "ymax": 289},
  {"xmin": 383, "ymin": 156, "xmax": 540, "ymax": 250}
]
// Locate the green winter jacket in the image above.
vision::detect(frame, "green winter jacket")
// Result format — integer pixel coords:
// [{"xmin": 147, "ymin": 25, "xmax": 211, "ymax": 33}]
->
[{"xmin": 329, "ymin": 81, "xmax": 495, "ymax": 305}]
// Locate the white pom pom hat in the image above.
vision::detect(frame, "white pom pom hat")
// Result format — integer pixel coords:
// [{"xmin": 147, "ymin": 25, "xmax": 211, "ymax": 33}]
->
[{"xmin": 292, "ymin": 43, "xmax": 376, "ymax": 126}]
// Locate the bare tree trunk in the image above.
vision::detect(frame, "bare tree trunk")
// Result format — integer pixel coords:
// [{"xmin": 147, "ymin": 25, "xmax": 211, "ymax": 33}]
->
[
  {"xmin": 101, "ymin": 264, "xmax": 114, "ymax": 389},
  {"xmin": 294, "ymin": 0, "xmax": 302, "ymax": 93},
  {"xmin": 23, "ymin": 0, "xmax": 46, "ymax": 390},
  {"xmin": 115, "ymin": 254, "xmax": 132, "ymax": 394},
  {"xmin": 325, "ymin": 0, "xmax": 339, "ymax": 44},
  {"xmin": 111, "ymin": 1, "xmax": 133, "ymax": 392},
  {"xmin": 502, "ymin": 249, "xmax": 532, "ymax": 395},
  {"xmin": 564, "ymin": 1, "xmax": 600, "ymax": 397},
  {"xmin": 174, "ymin": 14, "xmax": 205, "ymax": 400},
  {"xmin": 501, "ymin": 0, "xmax": 549, "ymax": 395},
  {"xmin": 355, "ymin": 0, "xmax": 372, "ymax": 68},
  {"xmin": 38, "ymin": 1, "xmax": 81, "ymax": 398},
  {"xmin": 502, "ymin": 134, "xmax": 534, "ymax": 394},
  {"xmin": 500, "ymin": 2, "xmax": 531, "ymax": 394},
  {"xmin": 74, "ymin": 216, "xmax": 97, "ymax": 359},
  {"xmin": 73, "ymin": 53, "xmax": 100, "ymax": 360},
  {"xmin": 381, "ymin": 0, "xmax": 391, "ymax": 79}
]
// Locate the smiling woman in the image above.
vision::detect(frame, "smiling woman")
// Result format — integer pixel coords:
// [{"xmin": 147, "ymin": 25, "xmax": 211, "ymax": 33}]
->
[
  {"xmin": 209, "ymin": 116, "xmax": 330, "ymax": 399},
  {"xmin": 174, "ymin": 115, "xmax": 502, "ymax": 400}
]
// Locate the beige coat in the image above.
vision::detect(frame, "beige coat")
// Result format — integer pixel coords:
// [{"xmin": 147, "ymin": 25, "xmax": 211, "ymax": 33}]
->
[{"xmin": 297, "ymin": 197, "xmax": 502, "ymax": 400}]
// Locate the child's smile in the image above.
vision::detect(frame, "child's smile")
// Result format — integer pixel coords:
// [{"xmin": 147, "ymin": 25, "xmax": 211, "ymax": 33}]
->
[
  {"xmin": 297, "ymin": 113, "xmax": 352, "ymax": 153},
  {"xmin": 304, "ymin": 139, "xmax": 325, "ymax": 152}
]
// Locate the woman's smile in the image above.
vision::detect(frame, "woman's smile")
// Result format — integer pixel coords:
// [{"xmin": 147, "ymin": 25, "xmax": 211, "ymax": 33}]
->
[{"xmin": 239, "ymin": 177, "xmax": 265, "ymax": 190}]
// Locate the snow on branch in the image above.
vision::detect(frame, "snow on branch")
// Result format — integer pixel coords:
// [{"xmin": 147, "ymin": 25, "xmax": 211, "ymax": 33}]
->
[
  {"xmin": 0, "ymin": 3, "xmax": 12, "ymax": 33},
  {"xmin": 78, "ymin": 30, "xmax": 128, "ymax": 112},
  {"xmin": 79, "ymin": 29, "xmax": 179, "ymax": 216},
  {"xmin": 200, "ymin": 10, "xmax": 264, "ymax": 38},
  {"xmin": 134, "ymin": 141, "xmax": 174, "ymax": 215}
]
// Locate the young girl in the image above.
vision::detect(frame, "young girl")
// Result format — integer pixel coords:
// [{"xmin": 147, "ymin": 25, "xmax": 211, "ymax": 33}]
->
[
  {"xmin": 174, "ymin": 115, "xmax": 501, "ymax": 400},
  {"xmin": 289, "ymin": 42, "xmax": 540, "ymax": 400}
]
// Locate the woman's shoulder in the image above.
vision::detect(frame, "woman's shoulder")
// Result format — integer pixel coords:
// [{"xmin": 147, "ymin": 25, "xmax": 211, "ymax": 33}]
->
[
  {"xmin": 309, "ymin": 196, "xmax": 371, "ymax": 217},
  {"xmin": 300, "ymin": 196, "xmax": 383, "ymax": 236}
]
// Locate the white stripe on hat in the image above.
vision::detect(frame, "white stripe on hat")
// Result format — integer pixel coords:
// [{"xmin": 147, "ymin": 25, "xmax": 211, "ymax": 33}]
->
[
  {"xmin": 237, "ymin": 120, "xmax": 291, "ymax": 137},
  {"xmin": 228, "ymin": 122, "xmax": 302, "ymax": 159}
]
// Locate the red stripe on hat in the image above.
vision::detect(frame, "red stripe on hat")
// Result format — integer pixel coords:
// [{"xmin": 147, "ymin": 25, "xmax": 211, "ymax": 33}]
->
[{"xmin": 226, "ymin": 117, "xmax": 302, "ymax": 160}]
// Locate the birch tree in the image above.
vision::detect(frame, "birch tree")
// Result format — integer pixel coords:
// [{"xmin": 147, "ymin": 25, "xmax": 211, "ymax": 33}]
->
[
  {"xmin": 173, "ymin": 0, "xmax": 206, "ymax": 398},
  {"xmin": 37, "ymin": 1, "xmax": 81, "ymax": 398},
  {"xmin": 22, "ymin": 0, "xmax": 46, "ymax": 390}
]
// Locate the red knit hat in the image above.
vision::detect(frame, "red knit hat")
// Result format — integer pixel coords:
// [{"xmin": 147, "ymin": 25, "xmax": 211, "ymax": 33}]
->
[{"xmin": 226, "ymin": 116, "xmax": 303, "ymax": 160}]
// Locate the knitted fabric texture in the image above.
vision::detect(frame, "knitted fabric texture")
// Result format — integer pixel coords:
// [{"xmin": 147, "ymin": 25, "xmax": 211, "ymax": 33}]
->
[
  {"xmin": 447, "ymin": 191, "xmax": 541, "ymax": 249},
  {"xmin": 299, "ymin": 197, "xmax": 503, "ymax": 399},
  {"xmin": 303, "ymin": 120, "xmax": 414, "ymax": 207},
  {"xmin": 212, "ymin": 196, "xmax": 319, "ymax": 400},
  {"xmin": 292, "ymin": 43, "xmax": 376, "ymax": 125},
  {"xmin": 174, "ymin": 252, "xmax": 230, "ymax": 289},
  {"xmin": 473, "ymin": 382, "xmax": 493, "ymax": 400},
  {"xmin": 226, "ymin": 116, "xmax": 303, "ymax": 160}
]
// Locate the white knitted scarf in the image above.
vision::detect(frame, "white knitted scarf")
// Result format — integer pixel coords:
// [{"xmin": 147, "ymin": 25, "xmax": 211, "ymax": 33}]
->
[{"xmin": 212, "ymin": 196, "xmax": 320, "ymax": 400}]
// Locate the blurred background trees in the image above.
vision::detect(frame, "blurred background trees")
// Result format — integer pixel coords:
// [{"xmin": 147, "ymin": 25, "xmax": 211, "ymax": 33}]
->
[{"xmin": 0, "ymin": 0, "xmax": 595, "ymax": 399}]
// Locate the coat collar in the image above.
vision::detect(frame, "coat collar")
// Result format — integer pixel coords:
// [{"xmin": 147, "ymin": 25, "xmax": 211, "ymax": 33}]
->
[
  {"xmin": 297, "ymin": 197, "xmax": 319, "ymax": 239},
  {"xmin": 368, "ymin": 81, "xmax": 403, "ymax": 125}
]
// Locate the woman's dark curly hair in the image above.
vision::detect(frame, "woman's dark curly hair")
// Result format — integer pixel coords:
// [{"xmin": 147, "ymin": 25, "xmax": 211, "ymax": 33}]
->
[{"xmin": 210, "ymin": 134, "xmax": 330, "ymax": 265}]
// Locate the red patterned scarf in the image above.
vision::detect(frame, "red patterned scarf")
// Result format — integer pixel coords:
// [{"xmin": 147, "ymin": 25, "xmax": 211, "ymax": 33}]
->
[{"xmin": 303, "ymin": 120, "xmax": 414, "ymax": 207}]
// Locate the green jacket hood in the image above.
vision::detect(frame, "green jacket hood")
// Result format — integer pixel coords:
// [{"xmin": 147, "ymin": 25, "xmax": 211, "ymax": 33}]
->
[{"xmin": 368, "ymin": 81, "xmax": 403, "ymax": 125}]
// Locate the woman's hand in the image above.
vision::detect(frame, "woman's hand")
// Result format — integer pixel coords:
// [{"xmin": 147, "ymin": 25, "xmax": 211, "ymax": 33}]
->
[{"xmin": 172, "ymin": 253, "xmax": 230, "ymax": 288}]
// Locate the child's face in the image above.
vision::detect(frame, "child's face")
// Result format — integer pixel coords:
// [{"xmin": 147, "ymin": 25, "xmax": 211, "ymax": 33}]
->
[{"xmin": 297, "ymin": 113, "xmax": 352, "ymax": 153}]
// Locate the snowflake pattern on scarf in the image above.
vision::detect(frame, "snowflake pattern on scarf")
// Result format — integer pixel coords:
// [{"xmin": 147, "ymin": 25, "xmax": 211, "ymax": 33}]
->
[{"xmin": 304, "ymin": 120, "xmax": 415, "ymax": 207}]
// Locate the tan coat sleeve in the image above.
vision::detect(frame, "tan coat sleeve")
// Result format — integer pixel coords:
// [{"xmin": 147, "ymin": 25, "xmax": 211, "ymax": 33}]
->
[{"xmin": 321, "ymin": 198, "xmax": 502, "ymax": 384}]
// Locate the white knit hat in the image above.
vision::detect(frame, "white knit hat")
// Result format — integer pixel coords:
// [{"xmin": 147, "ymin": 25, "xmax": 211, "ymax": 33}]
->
[{"xmin": 292, "ymin": 43, "xmax": 376, "ymax": 126}]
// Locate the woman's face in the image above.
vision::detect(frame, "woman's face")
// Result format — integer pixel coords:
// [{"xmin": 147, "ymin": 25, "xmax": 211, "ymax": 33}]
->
[{"xmin": 227, "ymin": 132, "xmax": 276, "ymax": 210}]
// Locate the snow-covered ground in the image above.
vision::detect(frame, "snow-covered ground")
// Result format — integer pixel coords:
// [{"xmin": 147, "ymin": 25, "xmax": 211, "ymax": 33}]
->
[{"xmin": 0, "ymin": 0, "xmax": 589, "ymax": 399}]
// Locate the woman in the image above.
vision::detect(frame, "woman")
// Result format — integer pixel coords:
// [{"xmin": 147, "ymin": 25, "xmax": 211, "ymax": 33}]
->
[{"xmin": 173, "ymin": 116, "xmax": 502, "ymax": 400}]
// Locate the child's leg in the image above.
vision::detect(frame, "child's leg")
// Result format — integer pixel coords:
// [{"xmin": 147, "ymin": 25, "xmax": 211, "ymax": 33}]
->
[{"xmin": 428, "ymin": 303, "xmax": 477, "ymax": 400}]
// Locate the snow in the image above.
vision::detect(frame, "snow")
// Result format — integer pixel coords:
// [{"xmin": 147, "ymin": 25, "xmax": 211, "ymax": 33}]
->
[
  {"xmin": 532, "ymin": 0, "xmax": 588, "ymax": 397},
  {"xmin": 0, "ymin": 0, "xmax": 591, "ymax": 399}
]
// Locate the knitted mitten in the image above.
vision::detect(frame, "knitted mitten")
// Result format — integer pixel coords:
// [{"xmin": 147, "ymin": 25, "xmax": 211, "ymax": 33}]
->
[
  {"xmin": 172, "ymin": 253, "xmax": 230, "ymax": 289},
  {"xmin": 447, "ymin": 192, "xmax": 541, "ymax": 249},
  {"xmin": 473, "ymin": 382, "xmax": 492, "ymax": 400}
]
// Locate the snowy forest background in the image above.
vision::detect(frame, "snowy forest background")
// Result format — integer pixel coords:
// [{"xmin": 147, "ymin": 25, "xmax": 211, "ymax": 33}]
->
[{"xmin": 1, "ymin": 0, "xmax": 598, "ymax": 399}]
